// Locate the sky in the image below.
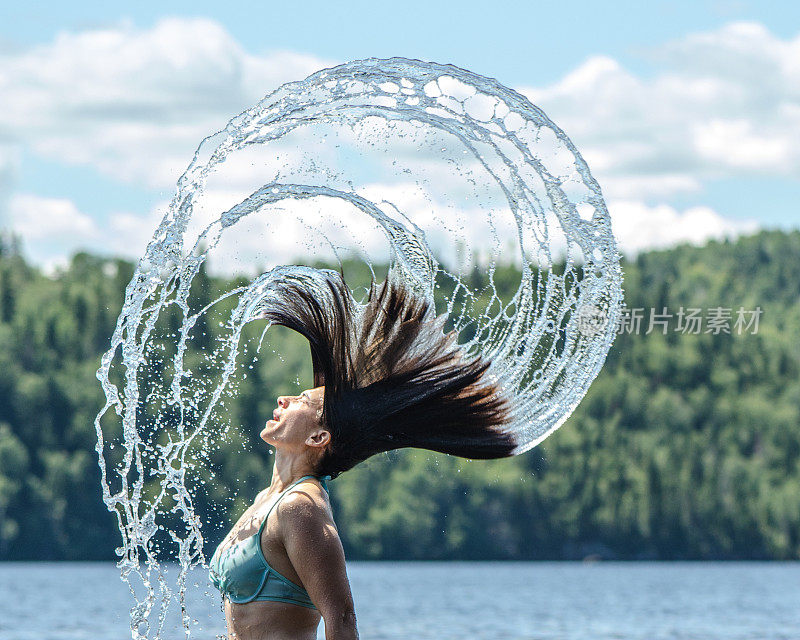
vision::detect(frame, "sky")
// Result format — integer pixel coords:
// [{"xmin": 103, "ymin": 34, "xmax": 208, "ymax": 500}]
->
[{"xmin": 0, "ymin": 0, "xmax": 798, "ymax": 272}]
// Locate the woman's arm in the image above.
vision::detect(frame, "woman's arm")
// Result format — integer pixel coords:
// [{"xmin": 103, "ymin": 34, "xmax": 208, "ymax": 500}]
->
[{"xmin": 279, "ymin": 490, "xmax": 359, "ymax": 640}]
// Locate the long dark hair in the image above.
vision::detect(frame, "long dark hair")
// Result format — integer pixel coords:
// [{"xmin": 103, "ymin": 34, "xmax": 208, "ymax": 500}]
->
[{"xmin": 261, "ymin": 268, "xmax": 516, "ymax": 478}]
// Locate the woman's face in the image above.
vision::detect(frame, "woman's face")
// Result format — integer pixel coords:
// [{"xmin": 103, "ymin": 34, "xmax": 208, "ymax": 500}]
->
[{"xmin": 260, "ymin": 386, "xmax": 327, "ymax": 452}]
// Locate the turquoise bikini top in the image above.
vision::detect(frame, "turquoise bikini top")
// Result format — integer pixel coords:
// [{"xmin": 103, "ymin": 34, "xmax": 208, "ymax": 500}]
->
[{"xmin": 209, "ymin": 474, "xmax": 331, "ymax": 609}]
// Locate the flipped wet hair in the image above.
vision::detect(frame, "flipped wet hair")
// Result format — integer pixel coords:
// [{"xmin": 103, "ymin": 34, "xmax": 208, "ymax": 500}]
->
[{"xmin": 261, "ymin": 268, "xmax": 516, "ymax": 478}]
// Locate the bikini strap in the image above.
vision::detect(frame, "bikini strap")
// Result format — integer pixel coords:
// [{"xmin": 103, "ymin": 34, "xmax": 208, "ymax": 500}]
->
[
  {"xmin": 257, "ymin": 474, "xmax": 328, "ymax": 534},
  {"xmin": 319, "ymin": 474, "xmax": 332, "ymax": 493}
]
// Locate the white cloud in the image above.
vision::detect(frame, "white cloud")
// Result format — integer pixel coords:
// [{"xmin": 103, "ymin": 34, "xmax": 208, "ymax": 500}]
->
[
  {"xmin": 0, "ymin": 18, "xmax": 787, "ymax": 274},
  {"xmin": 0, "ymin": 145, "xmax": 19, "ymax": 227},
  {"xmin": 608, "ymin": 200, "xmax": 759, "ymax": 256},
  {"xmin": 9, "ymin": 17, "xmax": 795, "ymax": 202},
  {"xmin": 692, "ymin": 118, "xmax": 790, "ymax": 168},
  {"xmin": 0, "ymin": 17, "xmax": 336, "ymax": 189},
  {"xmin": 521, "ymin": 21, "xmax": 800, "ymax": 200},
  {"xmin": 8, "ymin": 193, "xmax": 98, "ymax": 240},
  {"xmin": 6, "ymin": 193, "xmax": 100, "ymax": 271},
  {"xmin": 4, "ymin": 189, "xmax": 760, "ymax": 279},
  {"xmin": 103, "ymin": 207, "xmax": 166, "ymax": 258}
]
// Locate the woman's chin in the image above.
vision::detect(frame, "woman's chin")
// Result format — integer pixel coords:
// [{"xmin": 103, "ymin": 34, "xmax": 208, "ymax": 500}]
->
[{"xmin": 260, "ymin": 421, "xmax": 276, "ymax": 443}]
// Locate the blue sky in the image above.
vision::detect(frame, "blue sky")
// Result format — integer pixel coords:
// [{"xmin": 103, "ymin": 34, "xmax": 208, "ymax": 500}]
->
[
  {"xmin": 5, "ymin": 1, "xmax": 799, "ymax": 83},
  {"xmin": 0, "ymin": 1, "xmax": 798, "ymax": 270}
]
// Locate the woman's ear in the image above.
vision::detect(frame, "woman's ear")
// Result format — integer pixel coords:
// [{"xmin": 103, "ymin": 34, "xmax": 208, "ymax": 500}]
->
[{"xmin": 306, "ymin": 429, "xmax": 331, "ymax": 448}]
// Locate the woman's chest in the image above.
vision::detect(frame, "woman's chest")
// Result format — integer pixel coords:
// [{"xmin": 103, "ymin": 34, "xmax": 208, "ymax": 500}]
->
[{"xmin": 218, "ymin": 494, "xmax": 275, "ymax": 551}]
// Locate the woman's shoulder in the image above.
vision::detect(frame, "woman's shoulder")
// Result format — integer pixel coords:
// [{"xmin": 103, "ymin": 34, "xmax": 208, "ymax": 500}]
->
[
  {"xmin": 284, "ymin": 476, "xmax": 330, "ymax": 505},
  {"xmin": 277, "ymin": 478, "xmax": 334, "ymax": 526}
]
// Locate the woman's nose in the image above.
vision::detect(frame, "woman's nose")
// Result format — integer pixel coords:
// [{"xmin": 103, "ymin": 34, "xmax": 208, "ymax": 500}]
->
[{"xmin": 277, "ymin": 396, "xmax": 288, "ymax": 408}]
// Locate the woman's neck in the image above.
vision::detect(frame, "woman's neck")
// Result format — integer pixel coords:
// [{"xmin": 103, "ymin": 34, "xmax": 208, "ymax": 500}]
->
[{"xmin": 268, "ymin": 448, "xmax": 318, "ymax": 493}]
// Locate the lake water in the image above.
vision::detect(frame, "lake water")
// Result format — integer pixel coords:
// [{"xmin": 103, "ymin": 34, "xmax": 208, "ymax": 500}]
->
[{"xmin": 1, "ymin": 562, "xmax": 798, "ymax": 639}]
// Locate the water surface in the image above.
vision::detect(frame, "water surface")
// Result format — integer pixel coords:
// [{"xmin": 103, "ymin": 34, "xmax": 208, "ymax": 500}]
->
[{"xmin": 2, "ymin": 561, "xmax": 797, "ymax": 639}]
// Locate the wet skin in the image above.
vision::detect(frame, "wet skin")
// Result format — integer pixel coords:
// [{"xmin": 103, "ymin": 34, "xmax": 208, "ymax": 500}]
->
[{"xmin": 218, "ymin": 387, "xmax": 358, "ymax": 640}]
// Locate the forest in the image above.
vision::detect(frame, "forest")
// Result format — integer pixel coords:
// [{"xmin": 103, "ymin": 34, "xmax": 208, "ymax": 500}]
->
[{"xmin": 0, "ymin": 229, "xmax": 798, "ymax": 561}]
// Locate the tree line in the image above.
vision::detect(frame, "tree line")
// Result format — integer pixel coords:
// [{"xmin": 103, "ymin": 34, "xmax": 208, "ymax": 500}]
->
[{"xmin": 0, "ymin": 229, "xmax": 798, "ymax": 561}]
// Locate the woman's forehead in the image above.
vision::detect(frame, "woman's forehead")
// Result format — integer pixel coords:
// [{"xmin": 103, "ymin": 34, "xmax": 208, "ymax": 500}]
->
[{"xmin": 306, "ymin": 386, "xmax": 324, "ymax": 400}]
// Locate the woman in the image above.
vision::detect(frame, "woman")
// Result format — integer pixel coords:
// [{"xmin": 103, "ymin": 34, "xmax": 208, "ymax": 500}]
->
[{"xmin": 210, "ymin": 269, "xmax": 517, "ymax": 639}]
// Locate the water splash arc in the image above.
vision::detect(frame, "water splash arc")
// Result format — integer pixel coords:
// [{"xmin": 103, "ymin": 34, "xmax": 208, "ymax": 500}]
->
[{"xmin": 94, "ymin": 57, "xmax": 623, "ymax": 638}]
